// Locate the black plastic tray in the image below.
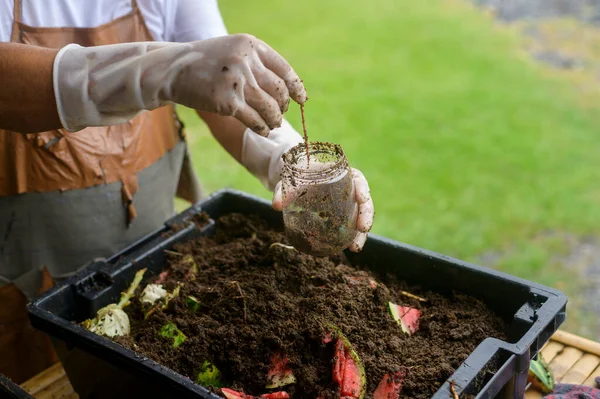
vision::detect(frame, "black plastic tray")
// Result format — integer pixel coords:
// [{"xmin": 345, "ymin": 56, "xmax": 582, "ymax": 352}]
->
[
  {"xmin": 28, "ymin": 189, "xmax": 567, "ymax": 399},
  {"xmin": 0, "ymin": 374, "xmax": 33, "ymax": 399}
]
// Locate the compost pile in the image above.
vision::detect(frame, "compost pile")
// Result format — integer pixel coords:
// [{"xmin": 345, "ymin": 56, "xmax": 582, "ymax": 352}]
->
[{"xmin": 108, "ymin": 213, "xmax": 507, "ymax": 399}]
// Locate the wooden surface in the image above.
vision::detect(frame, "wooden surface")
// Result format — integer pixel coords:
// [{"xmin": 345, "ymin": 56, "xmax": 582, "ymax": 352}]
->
[
  {"xmin": 18, "ymin": 330, "xmax": 600, "ymax": 398},
  {"xmin": 19, "ymin": 363, "xmax": 78, "ymax": 399},
  {"xmin": 525, "ymin": 330, "xmax": 600, "ymax": 399}
]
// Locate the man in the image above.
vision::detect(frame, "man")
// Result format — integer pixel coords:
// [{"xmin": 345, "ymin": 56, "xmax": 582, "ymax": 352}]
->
[{"xmin": 0, "ymin": 0, "xmax": 374, "ymax": 384}]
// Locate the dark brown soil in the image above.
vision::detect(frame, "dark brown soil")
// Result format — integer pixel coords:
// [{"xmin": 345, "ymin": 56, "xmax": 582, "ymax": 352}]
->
[{"xmin": 116, "ymin": 213, "xmax": 507, "ymax": 398}]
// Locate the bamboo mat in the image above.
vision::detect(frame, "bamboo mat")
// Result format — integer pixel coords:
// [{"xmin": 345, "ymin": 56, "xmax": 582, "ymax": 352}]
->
[
  {"xmin": 525, "ymin": 330, "xmax": 600, "ymax": 399},
  {"xmin": 18, "ymin": 330, "xmax": 600, "ymax": 398},
  {"xmin": 19, "ymin": 363, "xmax": 78, "ymax": 399}
]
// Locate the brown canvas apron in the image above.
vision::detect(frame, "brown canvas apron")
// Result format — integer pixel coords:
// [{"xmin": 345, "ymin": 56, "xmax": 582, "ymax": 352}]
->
[{"xmin": 0, "ymin": 0, "xmax": 203, "ymax": 383}]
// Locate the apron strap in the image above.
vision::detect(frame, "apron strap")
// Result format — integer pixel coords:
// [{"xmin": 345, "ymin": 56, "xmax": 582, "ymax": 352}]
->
[
  {"xmin": 13, "ymin": 0, "xmax": 22, "ymax": 23},
  {"xmin": 131, "ymin": 0, "xmax": 138, "ymax": 9},
  {"xmin": 10, "ymin": 0, "xmax": 23, "ymax": 42}
]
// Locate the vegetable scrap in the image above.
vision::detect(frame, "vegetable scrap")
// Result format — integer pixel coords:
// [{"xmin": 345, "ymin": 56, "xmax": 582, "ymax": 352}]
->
[
  {"xmin": 85, "ymin": 304, "xmax": 130, "ymax": 338},
  {"xmin": 186, "ymin": 295, "xmax": 201, "ymax": 313},
  {"xmin": 197, "ymin": 360, "xmax": 222, "ymax": 387},
  {"xmin": 344, "ymin": 275, "xmax": 378, "ymax": 289},
  {"xmin": 266, "ymin": 352, "xmax": 296, "ymax": 389},
  {"xmin": 144, "ymin": 282, "xmax": 182, "ymax": 319},
  {"xmin": 222, "ymin": 388, "xmax": 251, "ymax": 399},
  {"xmin": 221, "ymin": 388, "xmax": 289, "ymax": 399},
  {"xmin": 260, "ymin": 393, "xmax": 290, "ymax": 399},
  {"xmin": 528, "ymin": 354, "xmax": 554, "ymax": 394},
  {"xmin": 140, "ymin": 284, "xmax": 167, "ymax": 305},
  {"xmin": 388, "ymin": 302, "xmax": 421, "ymax": 335},
  {"xmin": 325, "ymin": 323, "xmax": 367, "ymax": 399},
  {"xmin": 82, "ymin": 268, "xmax": 147, "ymax": 338},
  {"xmin": 160, "ymin": 321, "xmax": 187, "ymax": 348},
  {"xmin": 184, "ymin": 255, "xmax": 198, "ymax": 281},
  {"xmin": 156, "ymin": 270, "xmax": 169, "ymax": 284},
  {"xmin": 372, "ymin": 369, "xmax": 406, "ymax": 399}
]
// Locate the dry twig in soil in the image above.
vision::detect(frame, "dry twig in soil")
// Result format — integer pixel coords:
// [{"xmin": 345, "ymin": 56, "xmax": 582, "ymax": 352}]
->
[
  {"xmin": 246, "ymin": 222, "xmax": 258, "ymax": 232},
  {"xmin": 269, "ymin": 242, "xmax": 296, "ymax": 251},
  {"xmin": 449, "ymin": 381, "xmax": 459, "ymax": 399},
  {"xmin": 231, "ymin": 281, "xmax": 247, "ymax": 323},
  {"xmin": 400, "ymin": 290, "xmax": 428, "ymax": 302}
]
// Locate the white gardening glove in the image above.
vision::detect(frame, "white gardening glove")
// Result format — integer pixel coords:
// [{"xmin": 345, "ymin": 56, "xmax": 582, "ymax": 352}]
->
[
  {"xmin": 272, "ymin": 168, "xmax": 375, "ymax": 252},
  {"xmin": 53, "ymin": 33, "xmax": 307, "ymax": 134},
  {"xmin": 241, "ymin": 118, "xmax": 304, "ymax": 191}
]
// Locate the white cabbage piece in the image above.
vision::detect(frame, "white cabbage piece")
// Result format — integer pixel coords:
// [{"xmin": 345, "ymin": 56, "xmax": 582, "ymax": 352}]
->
[
  {"xmin": 88, "ymin": 304, "xmax": 131, "ymax": 337},
  {"xmin": 140, "ymin": 284, "xmax": 168, "ymax": 305},
  {"xmin": 83, "ymin": 268, "xmax": 147, "ymax": 338}
]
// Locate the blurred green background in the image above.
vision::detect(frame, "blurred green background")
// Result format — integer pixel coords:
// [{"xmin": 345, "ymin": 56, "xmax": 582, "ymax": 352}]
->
[{"xmin": 177, "ymin": 0, "xmax": 600, "ymax": 338}]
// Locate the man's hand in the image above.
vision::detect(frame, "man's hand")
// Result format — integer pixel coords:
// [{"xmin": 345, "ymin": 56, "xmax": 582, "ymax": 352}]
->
[
  {"xmin": 272, "ymin": 168, "xmax": 375, "ymax": 252},
  {"xmin": 53, "ymin": 34, "xmax": 307, "ymax": 134}
]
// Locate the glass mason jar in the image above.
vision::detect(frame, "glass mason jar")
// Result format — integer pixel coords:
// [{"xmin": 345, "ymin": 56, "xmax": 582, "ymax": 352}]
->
[{"xmin": 281, "ymin": 141, "xmax": 358, "ymax": 257}]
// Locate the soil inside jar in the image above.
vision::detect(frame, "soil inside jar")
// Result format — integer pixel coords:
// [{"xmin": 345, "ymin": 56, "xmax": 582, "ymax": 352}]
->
[
  {"xmin": 283, "ymin": 174, "xmax": 357, "ymax": 257},
  {"xmin": 282, "ymin": 142, "xmax": 358, "ymax": 257},
  {"xmin": 115, "ymin": 213, "xmax": 508, "ymax": 399}
]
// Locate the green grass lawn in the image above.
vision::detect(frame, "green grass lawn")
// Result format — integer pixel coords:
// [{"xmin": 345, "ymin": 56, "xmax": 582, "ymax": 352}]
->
[{"xmin": 177, "ymin": 0, "xmax": 600, "ymax": 337}]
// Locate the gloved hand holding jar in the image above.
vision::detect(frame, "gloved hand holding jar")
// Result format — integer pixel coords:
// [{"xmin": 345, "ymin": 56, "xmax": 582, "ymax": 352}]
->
[{"xmin": 272, "ymin": 142, "xmax": 374, "ymax": 256}]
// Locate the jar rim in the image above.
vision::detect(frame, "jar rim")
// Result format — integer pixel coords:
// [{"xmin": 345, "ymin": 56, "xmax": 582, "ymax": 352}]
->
[
  {"xmin": 282, "ymin": 141, "xmax": 347, "ymax": 173},
  {"xmin": 281, "ymin": 141, "xmax": 349, "ymax": 185}
]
